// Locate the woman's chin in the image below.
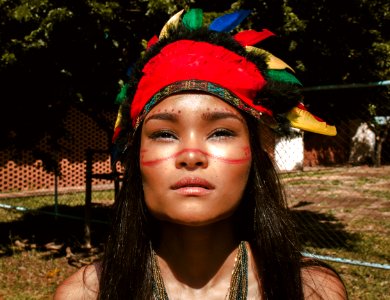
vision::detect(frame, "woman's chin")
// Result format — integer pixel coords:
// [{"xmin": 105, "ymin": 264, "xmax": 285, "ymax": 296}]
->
[{"xmin": 155, "ymin": 212, "xmax": 233, "ymax": 227}]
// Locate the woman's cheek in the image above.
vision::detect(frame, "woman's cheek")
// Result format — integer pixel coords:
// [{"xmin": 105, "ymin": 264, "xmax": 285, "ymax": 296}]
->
[{"xmin": 206, "ymin": 144, "xmax": 251, "ymax": 165}]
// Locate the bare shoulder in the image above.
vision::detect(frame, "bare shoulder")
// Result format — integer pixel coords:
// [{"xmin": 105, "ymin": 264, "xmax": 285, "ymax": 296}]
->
[
  {"xmin": 301, "ymin": 264, "xmax": 347, "ymax": 300},
  {"xmin": 54, "ymin": 262, "xmax": 100, "ymax": 300}
]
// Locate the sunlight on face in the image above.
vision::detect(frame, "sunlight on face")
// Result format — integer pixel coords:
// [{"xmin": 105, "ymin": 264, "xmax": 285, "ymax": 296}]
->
[{"xmin": 140, "ymin": 93, "xmax": 252, "ymax": 226}]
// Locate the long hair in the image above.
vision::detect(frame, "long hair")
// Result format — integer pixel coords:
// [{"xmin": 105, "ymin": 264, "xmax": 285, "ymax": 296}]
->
[
  {"xmin": 98, "ymin": 114, "xmax": 305, "ymax": 299},
  {"xmin": 98, "ymin": 129, "xmax": 154, "ymax": 299},
  {"xmin": 99, "ymin": 24, "xmax": 308, "ymax": 299},
  {"xmin": 242, "ymin": 116, "xmax": 304, "ymax": 299}
]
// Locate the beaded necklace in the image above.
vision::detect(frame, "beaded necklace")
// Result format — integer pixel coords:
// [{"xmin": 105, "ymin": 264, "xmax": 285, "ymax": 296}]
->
[{"xmin": 152, "ymin": 241, "xmax": 248, "ymax": 300}]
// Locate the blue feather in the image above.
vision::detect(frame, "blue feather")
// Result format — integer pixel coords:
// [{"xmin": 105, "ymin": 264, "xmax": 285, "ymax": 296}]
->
[{"xmin": 209, "ymin": 10, "xmax": 251, "ymax": 32}]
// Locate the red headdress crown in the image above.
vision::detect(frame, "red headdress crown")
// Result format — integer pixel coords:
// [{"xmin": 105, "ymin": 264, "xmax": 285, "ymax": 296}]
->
[
  {"xmin": 113, "ymin": 9, "xmax": 336, "ymax": 144},
  {"xmin": 131, "ymin": 40, "xmax": 271, "ymax": 128}
]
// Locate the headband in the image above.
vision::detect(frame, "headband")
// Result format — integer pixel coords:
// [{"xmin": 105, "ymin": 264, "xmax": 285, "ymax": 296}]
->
[
  {"xmin": 131, "ymin": 40, "xmax": 270, "ymax": 128},
  {"xmin": 113, "ymin": 9, "xmax": 336, "ymax": 145}
]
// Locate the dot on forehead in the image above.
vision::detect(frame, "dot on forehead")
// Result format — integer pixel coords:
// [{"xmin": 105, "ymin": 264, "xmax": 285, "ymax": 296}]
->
[{"xmin": 148, "ymin": 93, "xmax": 244, "ymax": 118}]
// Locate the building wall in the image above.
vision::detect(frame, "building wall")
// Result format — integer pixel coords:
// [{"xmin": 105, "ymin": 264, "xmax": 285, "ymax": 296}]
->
[
  {"xmin": 275, "ymin": 133, "xmax": 304, "ymax": 171},
  {"xmin": 2, "ymin": 112, "xmax": 386, "ymax": 194},
  {"xmin": 303, "ymin": 119, "xmax": 390, "ymax": 166},
  {"xmin": 0, "ymin": 107, "xmax": 114, "ymax": 193}
]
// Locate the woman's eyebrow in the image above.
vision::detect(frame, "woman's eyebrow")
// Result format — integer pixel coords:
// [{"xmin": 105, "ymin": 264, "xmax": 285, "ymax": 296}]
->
[
  {"xmin": 144, "ymin": 112, "xmax": 178, "ymax": 124},
  {"xmin": 202, "ymin": 111, "xmax": 244, "ymax": 123}
]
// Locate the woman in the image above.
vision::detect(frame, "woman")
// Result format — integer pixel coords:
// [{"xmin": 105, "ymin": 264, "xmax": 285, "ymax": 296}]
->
[{"xmin": 55, "ymin": 9, "xmax": 347, "ymax": 299}]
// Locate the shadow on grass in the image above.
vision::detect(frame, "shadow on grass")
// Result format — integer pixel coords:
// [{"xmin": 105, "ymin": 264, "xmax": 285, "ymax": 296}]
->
[
  {"xmin": 292, "ymin": 208, "xmax": 359, "ymax": 250},
  {"xmin": 0, "ymin": 203, "xmax": 360, "ymax": 258},
  {"xmin": 0, "ymin": 204, "xmax": 111, "ymax": 257}
]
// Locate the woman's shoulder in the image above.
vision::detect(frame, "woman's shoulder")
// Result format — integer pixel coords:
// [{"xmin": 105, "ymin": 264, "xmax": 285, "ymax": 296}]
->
[
  {"xmin": 54, "ymin": 262, "xmax": 100, "ymax": 300},
  {"xmin": 301, "ymin": 261, "xmax": 348, "ymax": 300}
]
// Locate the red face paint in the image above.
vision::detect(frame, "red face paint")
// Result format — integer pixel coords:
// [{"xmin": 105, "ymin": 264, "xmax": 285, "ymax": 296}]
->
[
  {"xmin": 139, "ymin": 93, "xmax": 252, "ymax": 227},
  {"xmin": 141, "ymin": 147, "xmax": 251, "ymax": 167}
]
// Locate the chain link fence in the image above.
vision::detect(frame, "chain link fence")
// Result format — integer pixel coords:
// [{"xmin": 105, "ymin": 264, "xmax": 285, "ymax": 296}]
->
[
  {"xmin": 0, "ymin": 84, "xmax": 389, "ymax": 276},
  {"xmin": 274, "ymin": 83, "xmax": 389, "ymax": 273}
]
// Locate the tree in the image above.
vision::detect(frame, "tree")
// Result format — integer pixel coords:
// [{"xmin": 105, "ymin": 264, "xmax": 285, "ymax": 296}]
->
[
  {"xmin": 0, "ymin": 0, "xmax": 168, "ymax": 171},
  {"xmin": 368, "ymin": 98, "xmax": 390, "ymax": 167},
  {"xmin": 239, "ymin": 0, "xmax": 389, "ymax": 166},
  {"xmin": 1, "ymin": 0, "xmax": 388, "ymax": 168},
  {"xmin": 287, "ymin": 0, "xmax": 389, "ymax": 166}
]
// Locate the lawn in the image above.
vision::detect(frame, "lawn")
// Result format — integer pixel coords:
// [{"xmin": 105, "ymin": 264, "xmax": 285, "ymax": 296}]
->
[{"xmin": 0, "ymin": 166, "xmax": 389, "ymax": 299}]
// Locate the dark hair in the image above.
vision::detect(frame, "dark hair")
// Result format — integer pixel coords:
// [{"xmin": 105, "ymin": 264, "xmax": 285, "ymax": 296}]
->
[
  {"xmin": 98, "ymin": 128, "xmax": 154, "ymax": 299},
  {"xmin": 99, "ymin": 113, "xmax": 304, "ymax": 299},
  {"xmin": 99, "ymin": 24, "xmax": 344, "ymax": 299}
]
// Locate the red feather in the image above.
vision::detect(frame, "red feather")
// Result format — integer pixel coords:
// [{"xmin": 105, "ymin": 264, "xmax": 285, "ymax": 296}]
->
[
  {"xmin": 234, "ymin": 29, "xmax": 275, "ymax": 46},
  {"xmin": 147, "ymin": 35, "xmax": 159, "ymax": 50}
]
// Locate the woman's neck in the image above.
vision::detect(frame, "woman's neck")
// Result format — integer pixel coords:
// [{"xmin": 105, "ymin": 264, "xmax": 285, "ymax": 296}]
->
[{"xmin": 154, "ymin": 218, "xmax": 239, "ymax": 290}]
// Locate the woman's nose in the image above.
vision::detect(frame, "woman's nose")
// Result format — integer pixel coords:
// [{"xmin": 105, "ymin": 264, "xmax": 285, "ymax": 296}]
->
[{"xmin": 175, "ymin": 148, "xmax": 209, "ymax": 170}]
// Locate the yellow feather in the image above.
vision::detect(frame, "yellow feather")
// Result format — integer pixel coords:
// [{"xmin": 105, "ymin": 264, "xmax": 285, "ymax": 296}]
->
[
  {"xmin": 159, "ymin": 9, "xmax": 185, "ymax": 39},
  {"xmin": 245, "ymin": 46, "xmax": 295, "ymax": 73},
  {"xmin": 114, "ymin": 108, "xmax": 123, "ymax": 130},
  {"xmin": 286, "ymin": 106, "xmax": 337, "ymax": 136}
]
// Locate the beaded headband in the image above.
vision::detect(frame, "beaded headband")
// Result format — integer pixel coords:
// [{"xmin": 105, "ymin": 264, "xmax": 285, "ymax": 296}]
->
[
  {"xmin": 113, "ymin": 9, "xmax": 336, "ymax": 144},
  {"xmin": 131, "ymin": 40, "xmax": 270, "ymax": 128}
]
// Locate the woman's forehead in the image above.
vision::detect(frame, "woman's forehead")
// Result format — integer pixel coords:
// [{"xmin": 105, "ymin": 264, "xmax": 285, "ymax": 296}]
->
[{"xmin": 147, "ymin": 93, "xmax": 243, "ymax": 115}]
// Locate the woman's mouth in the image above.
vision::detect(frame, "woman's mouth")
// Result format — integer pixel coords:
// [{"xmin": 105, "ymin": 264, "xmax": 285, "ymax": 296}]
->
[{"xmin": 171, "ymin": 177, "xmax": 215, "ymax": 196}]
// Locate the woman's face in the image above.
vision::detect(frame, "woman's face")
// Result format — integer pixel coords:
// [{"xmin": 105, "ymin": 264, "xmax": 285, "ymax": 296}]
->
[{"xmin": 140, "ymin": 93, "xmax": 252, "ymax": 226}]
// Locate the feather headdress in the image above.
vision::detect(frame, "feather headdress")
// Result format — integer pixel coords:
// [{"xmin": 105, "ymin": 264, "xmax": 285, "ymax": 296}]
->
[{"xmin": 113, "ymin": 8, "xmax": 336, "ymax": 146}]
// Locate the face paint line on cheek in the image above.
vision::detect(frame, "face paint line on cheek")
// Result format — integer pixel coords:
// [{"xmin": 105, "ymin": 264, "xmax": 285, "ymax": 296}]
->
[
  {"xmin": 140, "ymin": 149, "xmax": 178, "ymax": 167},
  {"xmin": 215, "ymin": 147, "xmax": 251, "ymax": 164},
  {"xmin": 140, "ymin": 149, "xmax": 147, "ymax": 162},
  {"xmin": 140, "ymin": 147, "xmax": 251, "ymax": 167},
  {"xmin": 243, "ymin": 146, "xmax": 251, "ymax": 158}
]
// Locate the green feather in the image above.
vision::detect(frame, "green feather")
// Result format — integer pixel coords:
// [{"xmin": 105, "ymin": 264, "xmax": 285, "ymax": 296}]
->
[
  {"xmin": 182, "ymin": 8, "xmax": 203, "ymax": 31},
  {"xmin": 115, "ymin": 83, "xmax": 129, "ymax": 104},
  {"xmin": 266, "ymin": 70, "xmax": 302, "ymax": 86}
]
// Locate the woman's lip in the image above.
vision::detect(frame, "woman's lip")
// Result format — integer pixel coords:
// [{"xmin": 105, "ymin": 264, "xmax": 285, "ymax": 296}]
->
[
  {"xmin": 173, "ymin": 186, "xmax": 212, "ymax": 196},
  {"xmin": 171, "ymin": 177, "xmax": 215, "ymax": 190}
]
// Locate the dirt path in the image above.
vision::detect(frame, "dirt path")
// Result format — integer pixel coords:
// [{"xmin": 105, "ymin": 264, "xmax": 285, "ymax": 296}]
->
[{"xmin": 283, "ymin": 165, "xmax": 390, "ymax": 226}]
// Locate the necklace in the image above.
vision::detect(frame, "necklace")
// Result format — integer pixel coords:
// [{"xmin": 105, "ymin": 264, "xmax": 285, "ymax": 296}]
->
[{"xmin": 152, "ymin": 241, "xmax": 248, "ymax": 300}]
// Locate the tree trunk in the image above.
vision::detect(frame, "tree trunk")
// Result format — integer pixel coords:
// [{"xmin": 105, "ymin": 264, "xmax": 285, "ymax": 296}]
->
[
  {"xmin": 374, "ymin": 123, "xmax": 390, "ymax": 167},
  {"xmin": 374, "ymin": 138, "xmax": 383, "ymax": 167}
]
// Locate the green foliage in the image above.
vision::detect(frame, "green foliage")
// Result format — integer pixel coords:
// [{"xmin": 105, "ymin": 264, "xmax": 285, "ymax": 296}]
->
[
  {"xmin": 1, "ymin": 167, "xmax": 389, "ymax": 298},
  {"xmin": 282, "ymin": 2, "xmax": 306, "ymax": 34},
  {"xmin": 370, "ymin": 42, "xmax": 390, "ymax": 76},
  {"xmin": 0, "ymin": 0, "xmax": 388, "ymax": 169},
  {"xmin": 140, "ymin": 0, "xmax": 193, "ymax": 15},
  {"xmin": 0, "ymin": 0, "xmax": 152, "ymax": 160}
]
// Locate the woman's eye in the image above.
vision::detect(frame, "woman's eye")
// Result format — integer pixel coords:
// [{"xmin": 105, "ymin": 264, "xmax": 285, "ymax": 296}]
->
[
  {"xmin": 149, "ymin": 130, "xmax": 177, "ymax": 141},
  {"xmin": 209, "ymin": 129, "xmax": 236, "ymax": 140}
]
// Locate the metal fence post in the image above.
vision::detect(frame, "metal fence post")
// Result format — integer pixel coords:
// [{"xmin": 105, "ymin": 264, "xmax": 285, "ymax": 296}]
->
[{"xmin": 84, "ymin": 148, "xmax": 92, "ymax": 249}]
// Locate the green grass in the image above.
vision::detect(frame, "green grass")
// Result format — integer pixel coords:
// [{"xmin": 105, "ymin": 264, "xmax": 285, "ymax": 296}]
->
[
  {"xmin": 286, "ymin": 166, "xmax": 390, "ymax": 299},
  {"xmin": 0, "ymin": 249, "xmax": 75, "ymax": 299},
  {"xmin": 280, "ymin": 168, "xmax": 339, "ymax": 179},
  {"xmin": 305, "ymin": 231, "xmax": 389, "ymax": 299},
  {"xmin": 0, "ymin": 190, "xmax": 113, "ymax": 299},
  {"xmin": 330, "ymin": 179, "xmax": 341, "ymax": 185},
  {"xmin": 1, "ymin": 190, "xmax": 115, "ymax": 207},
  {"xmin": 355, "ymin": 177, "xmax": 380, "ymax": 186},
  {"xmin": 365, "ymin": 190, "xmax": 390, "ymax": 200},
  {"xmin": 0, "ymin": 167, "xmax": 389, "ymax": 299}
]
